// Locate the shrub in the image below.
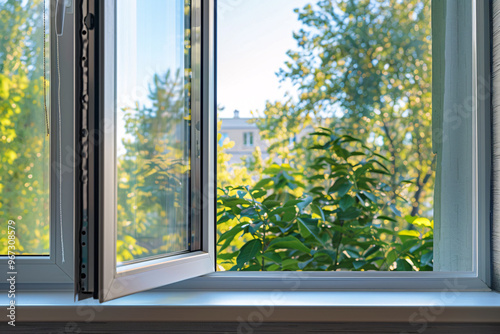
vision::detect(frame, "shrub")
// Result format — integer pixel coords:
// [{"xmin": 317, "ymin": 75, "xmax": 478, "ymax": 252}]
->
[{"xmin": 217, "ymin": 128, "xmax": 433, "ymax": 271}]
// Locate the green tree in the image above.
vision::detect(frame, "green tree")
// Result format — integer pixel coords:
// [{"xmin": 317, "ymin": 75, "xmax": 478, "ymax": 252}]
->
[{"xmin": 256, "ymin": 0, "xmax": 433, "ymax": 221}]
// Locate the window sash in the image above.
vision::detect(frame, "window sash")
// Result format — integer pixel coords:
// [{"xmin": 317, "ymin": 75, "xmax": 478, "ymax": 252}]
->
[{"xmin": 75, "ymin": 0, "xmax": 216, "ymax": 302}]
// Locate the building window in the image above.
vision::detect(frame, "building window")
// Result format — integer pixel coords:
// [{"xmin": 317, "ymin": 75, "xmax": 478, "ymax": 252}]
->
[{"xmin": 243, "ymin": 132, "xmax": 254, "ymax": 147}]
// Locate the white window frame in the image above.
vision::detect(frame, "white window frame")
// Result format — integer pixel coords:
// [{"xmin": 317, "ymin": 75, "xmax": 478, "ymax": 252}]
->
[
  {"xmin": 0, "ymin": 0, "xmax": 492, "ymax": 299},
  {"xmin": 93, "ymin": 0, "xmax": 216, "ymax": 302}
]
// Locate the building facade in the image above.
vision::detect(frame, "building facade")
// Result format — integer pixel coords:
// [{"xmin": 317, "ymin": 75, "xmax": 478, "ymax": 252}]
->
[
  {"xmin": 219, "ymin": 110, "xmax": 269, "ymax": 165},
  {"xmin": 220, "ymin": 110, "xmax": 315, "ymax": 165}
]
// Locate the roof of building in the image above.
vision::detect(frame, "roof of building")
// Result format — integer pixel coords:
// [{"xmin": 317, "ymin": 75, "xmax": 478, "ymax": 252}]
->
[{"xmin": 219, "ymin": 117, "xmax": 256, "ymax": 130}]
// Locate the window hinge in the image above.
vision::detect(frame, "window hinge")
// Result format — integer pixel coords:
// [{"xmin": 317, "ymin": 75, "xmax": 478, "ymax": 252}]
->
[
  {"xmin": 196, "ymin": 121, "xmax": 201, "ymax": 158},
  {"xmin": 85, "ymin": 13, "xmax": 95, "ymax": 30}
]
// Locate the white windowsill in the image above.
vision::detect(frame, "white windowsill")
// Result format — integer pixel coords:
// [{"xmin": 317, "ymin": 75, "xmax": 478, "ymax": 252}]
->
[{"xmin": 7, "ymin": 290, "xmax": 500, "ymax": 323}]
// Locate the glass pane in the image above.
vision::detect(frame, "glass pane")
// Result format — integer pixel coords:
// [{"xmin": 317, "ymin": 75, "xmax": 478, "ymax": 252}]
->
[
  {"xmin": 217, "ymin": 1, "xmax": 473, "ymax": 271},
  {"xmin": 115, "ymin": 0, "xmax": 193, "ymax": 264},
  {"xmin": 0, "ymin": 0, "xmax": 50, "ymax": 255}
]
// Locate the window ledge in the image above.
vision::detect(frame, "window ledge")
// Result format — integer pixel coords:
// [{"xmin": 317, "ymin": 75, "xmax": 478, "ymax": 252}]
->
[{"xmin": 7, "ymin": 290, "xmax": 500, "ymax": 323}]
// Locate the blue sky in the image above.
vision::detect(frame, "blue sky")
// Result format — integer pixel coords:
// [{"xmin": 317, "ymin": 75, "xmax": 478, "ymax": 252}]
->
[
  {"xmin": 116, "ymin": 0, "xmax": 310, "ymax": 123},
  {"xmin": 217, "ymin": 0, "xmax": 311, "ymax": 118}
]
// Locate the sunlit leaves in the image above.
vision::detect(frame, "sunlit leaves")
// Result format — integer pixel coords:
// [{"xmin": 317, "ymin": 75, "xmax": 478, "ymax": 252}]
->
[
  {"xmin": 236, "ymin": 239, "xmax": 262, "ymax": 269},
  {"xmin": 267, "ymin": 236, "xmax": 311, "ymax": 254},
  {"xmin": 217, "ymin": 126, "xmax": 433, "ymax": 271}
]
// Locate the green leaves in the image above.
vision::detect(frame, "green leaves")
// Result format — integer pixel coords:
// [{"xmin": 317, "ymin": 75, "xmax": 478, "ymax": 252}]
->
[
  {"xmin": 216, "ymin": 124, "xmax": 433, "ymax": 272},
  {"xmin": 263, "ymin": 251, "xmax": 282, "ymax": 264},
  {"xmin": 363, "ymin": 245, "xmax": 381, "ymax": 258},
  {"xmin": 220, "ymin": 197, "xmax": 252, "ymax": 206},
  {"xmin": 271, "ymin": 206, "xmax": 297, "ymax": 222},
  {"xmin": 421, "ymin": 252, "xmax": 433, "ymax": 267},
  {"xmin": 385, "ymin": 249, "xmax": 398, "ymax": 267},
  {"xmin": 217, "ymin": 223, "xmax": 246, "ymax": 252},
  {"xmin": 389, "ymin": 204, "xmax": 402, "ymax": 217},
  {"xmin": 254, "ymin": 178, "xmax": 273, "ymax": 189},
  {"xmin": 296, "ymin": 195, "xmax": 313, "ymax": 213},
  {"xmin": 338, "ymin": 207, "xmax": 362, "ymax": 221},
  {"xmin": 236, "ymin": 239, "xmax": 262, "ymax": 269},
  {"xmin": 267, "ymin": 236, "xmax": 311, "ymax": 254},
  {"xmin": 297, "ymin": 217, "xmax": 324, "ymax": 245},
  {"xmin": 262, "ymin": 199, "xmax": 282, "ymax": 209},
  {"xmin": 339, "ymin": 195, "xmax": 355, "ymax": 211},
  {"xmin": 328, "ymin": 179, "xmax": 352, "ymax": 197}
]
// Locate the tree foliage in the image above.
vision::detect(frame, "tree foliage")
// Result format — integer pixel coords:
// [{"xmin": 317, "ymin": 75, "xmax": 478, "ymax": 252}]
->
[
  {"xmin": 256, "ymin": 0, "xmax": 433, "ymax": 220},
  {"xmin": 218, "ymin": 129, "xmax": 433, "ymax": 271}
]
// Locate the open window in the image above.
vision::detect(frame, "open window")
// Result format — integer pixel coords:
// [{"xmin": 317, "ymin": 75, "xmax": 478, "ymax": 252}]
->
[
  {"xmin": 75, "ymin": 0, "xmax": 215, "ymax": 302},
  {"xmin": 74, "ymin": 0, "xmax": 491, "ymax": 303}
]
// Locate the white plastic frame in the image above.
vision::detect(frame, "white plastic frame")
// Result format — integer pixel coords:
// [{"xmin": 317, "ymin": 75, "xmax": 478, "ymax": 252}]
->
[{"xmin": 97, "ymin": 0, "xmax": 216, "ymax": 302}]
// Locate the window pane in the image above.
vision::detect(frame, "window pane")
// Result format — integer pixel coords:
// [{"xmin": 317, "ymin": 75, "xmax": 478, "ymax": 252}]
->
[
  {"xmin": 0, "ymin": 1, "xmax": 50, "ymax": 255},
  {"xmin": 116, "ymin": 0, "xmax": 193, "ymax": 264},
  {"xmin": 217, "ymin": 1, "xmax": 473, "ymax": 271}
]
